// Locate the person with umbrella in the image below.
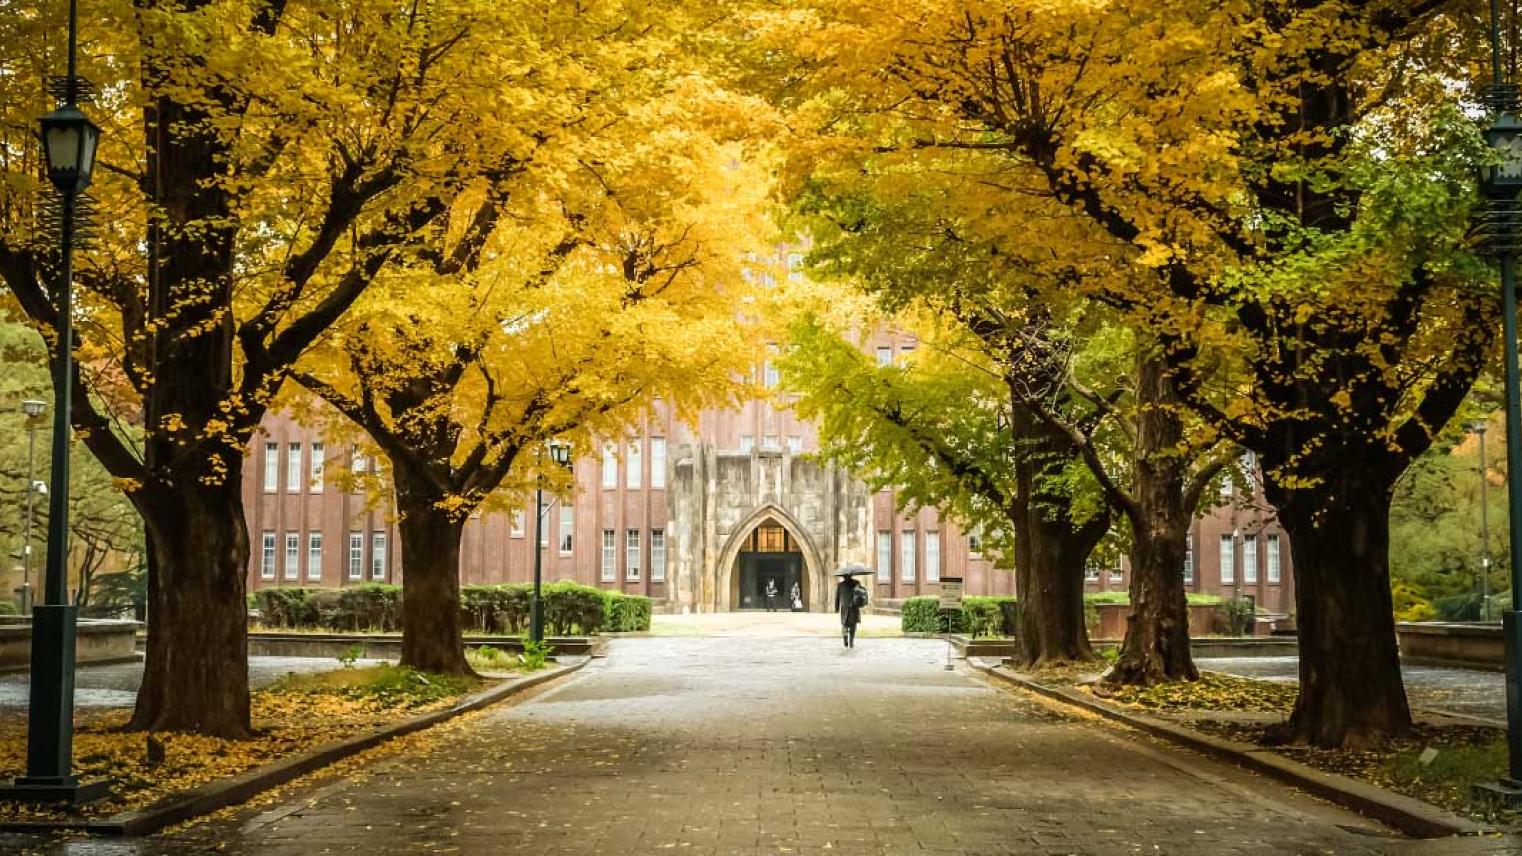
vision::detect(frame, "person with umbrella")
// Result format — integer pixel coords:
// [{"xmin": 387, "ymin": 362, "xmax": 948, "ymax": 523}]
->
[{"xmin": 834, "ymin": 565, "xmax": 871, "ymax": 648}]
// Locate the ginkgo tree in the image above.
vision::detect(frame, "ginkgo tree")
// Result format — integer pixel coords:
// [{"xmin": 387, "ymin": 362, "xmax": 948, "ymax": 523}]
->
[
  {"xmin": 291, "ymin": 82, "xmax": 775, "ymax": 674},
  {"xmin": 0, "ymin": 0, "xmax": 720, "ymax": 737},
  {"xmin": 762, "ymin": 0, "xmax": 1491, "ymax": 744}
]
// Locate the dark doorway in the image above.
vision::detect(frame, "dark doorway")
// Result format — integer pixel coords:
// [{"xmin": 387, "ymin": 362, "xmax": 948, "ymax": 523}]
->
[{"xmin": 736, "ymin": 522, "xmax": 806, "ymax": 610}]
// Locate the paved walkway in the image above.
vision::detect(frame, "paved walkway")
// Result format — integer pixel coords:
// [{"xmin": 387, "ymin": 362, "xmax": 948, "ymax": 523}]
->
[
  {"xmin": 8, "ymin": 638, "xmax": 1509, "ymax": 855},
  {"xmin": 0, "ymin": 657, "xmax": 389, "ymax": 710},
  {"xmin": 1199, "ymin": 656, "xmax": 1506, "ymax": 724}
]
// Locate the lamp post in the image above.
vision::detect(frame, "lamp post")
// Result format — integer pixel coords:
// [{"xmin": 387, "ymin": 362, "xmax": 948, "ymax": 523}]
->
[
  {"xmin": 0, "ymin": 0, "xmax": 107, "ymax": 804},
  {"xmin": 1468, "ymin": 421, "xmax": 1494, "ymax": 622},
  {"xmin": 1478, "ymin": 0, "xmax": 1522, "ymax": 801},
  {"xmin": 530, "ymin": 439, "xmax": 573, "ymax": 645},
  {"xmin": 20, "ymin": 398, "xmax": 46, "ymax": 614}
]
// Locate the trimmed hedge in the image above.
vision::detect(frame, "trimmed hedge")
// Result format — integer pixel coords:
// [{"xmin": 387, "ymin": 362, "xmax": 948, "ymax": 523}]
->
[
  {"xmin": 252, "ymin": 582, "xmax": 650, "ymax": 635},
  {"xmin": 901, "ymin": 596, "xmax": 1017, "ymax": 638}
]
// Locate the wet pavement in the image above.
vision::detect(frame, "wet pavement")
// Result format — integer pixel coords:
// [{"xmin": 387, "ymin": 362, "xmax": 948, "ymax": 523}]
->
[
  {"xmin": 7, "ymin": 637, "xmax": 1518, "ymax": 854},
  {"xmin": 1199, "ymin": 657, "xmax": 1507, "ymax": 724},
  {"xmin": 0, "ymin": 657, "xmax": 388, "ymax": 709}
]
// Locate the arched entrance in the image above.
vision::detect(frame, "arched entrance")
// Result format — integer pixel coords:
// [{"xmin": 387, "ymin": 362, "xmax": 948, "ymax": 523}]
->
[
  {"xmin": 734, "ymin": 522, "xmax": 805, "ymax": 610},
  {"xmin": 713, "ymin": 504, "xmax": 827, "ymax": 612}
]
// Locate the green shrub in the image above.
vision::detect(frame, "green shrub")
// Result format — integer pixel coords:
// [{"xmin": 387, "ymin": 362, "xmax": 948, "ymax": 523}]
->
[
  {"xmin": 520, "ymin": 639, "xmax": 552, "ymax": 671},
  {"xmin": 331, "ymin": 584, "xmax": 402, "ymax": 632},
  {"xmin": 1221, "ymin": 597, "xmax": 1256, "ymax": 636},
  {"xmin": 603, "ymin": 592, "xmax": 652, "ymax": 632},
  {"xmin": 0, "ymin": 600, "xmax": 17, "ymax": 616},
  {"xmin": 460, "ymin": 585, "xmax": 529, "ymax": 634},
  {"xmin": 542, "ymin": 582, "xmax": 606, "ymax": 635},
  {"xmin": 250, "ymin": 587, "xmax": 320, "ymax": 628},
  {"xmin": 901, "ymin": 596, "xmax": 1017, "ymax": 637}
]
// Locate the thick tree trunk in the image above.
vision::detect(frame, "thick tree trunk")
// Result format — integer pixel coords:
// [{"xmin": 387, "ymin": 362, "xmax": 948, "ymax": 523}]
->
[
  {"xmin": 1009, "ymin": 402, "xmax": 1105, "ymax": 666},
  {"xmin": 1267, "ymin": 469, "xmax": 1412, "ymax": 747},
  {"xmin": 1108, "ymin": 352, "xmax": 1197, "ymax": 686},
  {"xmin": 394, "ymin": 467, "xmax": 473, "ymax": 676},
  {"xmin": 128, "ymin": 482, "xmax": 252, "ymax": 738}
]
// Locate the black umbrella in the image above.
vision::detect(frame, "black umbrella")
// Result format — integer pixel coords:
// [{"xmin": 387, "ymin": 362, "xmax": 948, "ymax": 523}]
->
[{"xmin": 833, "ymin": 564, "xmax": 873, "ymax": 578}]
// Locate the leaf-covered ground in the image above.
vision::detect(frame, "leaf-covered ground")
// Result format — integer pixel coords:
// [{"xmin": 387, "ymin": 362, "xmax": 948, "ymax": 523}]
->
[
  {"xmin": 0, "ymin": 665, "xmax": 486, "ymax": 823},
  {"xmin": 1089, "ymin": 672, "xmax": 1299, "ymax": 713}
]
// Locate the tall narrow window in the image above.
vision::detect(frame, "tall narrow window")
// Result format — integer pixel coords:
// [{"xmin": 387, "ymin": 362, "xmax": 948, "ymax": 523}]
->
[
  {"xmin": 1109, "ymin": 555, "xmax": 1124, "ymax": 583},
  {"xmin": 626, "ymin": 440, "xmax": 642, "ymax": 489},
  {"xmin": 763, "ymin": 344, "xmax": 780, "ymax": 389},
  {"xmin": 601, "ymin": 443, "xmax": 618, "ymax": 488},
  {"xmin": 559, "ymin": 506, "xmax": 574, "ymax": 554},
  {"xmin": 263, "ymin": 443, "xmax": 279, "ymax": 493},
  {"xmin": 261, "ymin": 531, "xmax": 276, "ymax": 579},
  {"xmin": 739, "ymin": 435, "xmax": 754, "ymax": 452},
  {"xmin": 875, "ymin": 346, "xmax": 892, "ymax": 367},
  {"xmin": 601, "ymin": 530, "xmax": 617, "ymax": 582},
  {"xmin": 1267, "ymin": 534, "xmax": 1282, "ymax": 583},
  {"xmin": 309, "ymin": 442, "xmax": 325, "ymax": 493},
  {"xmin": 925, "ymin": 531, "xmax": 941, "ymax": 583},
  {"xmin": 1219, "ymin": 535, "xmax": 1235, "ymax": 585},
  {"xmin": 1183, "ymin": 538, "xmax": 1195, "ymax": 584},
  {"xmin": 370, "ymin": 532, "xmax": 387, "ymax": 580},
  {"xmin": 284, "ymin": 531, "xmax": 300, "ymax": 580},
  {"xmin": 348, "ymin": 532, "xmax": 363, "ymax": 580},
  {"xmin": 900, "ymin": 529, "xmax": 916, "ymax": 583},
  {"xmin": 626, "ymin": 529, "xmax": 641, "ymax": 580},
  {"xmin": 650, "ymin": 530, "xmax": 666, "ymax": 582},
  {"xmin": 307, "ymin": 532, "xmax": 323, "ymax": 582},
  {"xmin": 786, "ymin": 435, "xmax": 802, "ymax": 454},
  {"xmin": 876, "ymin": 531, "xmax": 892, "ymax": 583},
  {"xmin": 286, "ymin": 442, "xmax": 302, "ymax": 494},
  {"xmin": 351, "ymin": 449, "xmax": 369, "ymax": 473},
  {"xmin": 511, "ymin": 510, "xmax": 525, "ymax": 538},
  {"xmin": 651, "ymin": 438, "xmax": 667, "ymax": 489},
  {"xmin": 538, "ymin": 496, "xmax": 550, "ymax": 547},
  {"xmin": 762, "ymin": 434, "xmax": 780, "ymax": 451},
  {"xmin": 1243, "ymin": 535, "xmax": 1259, "ymax": 584},
  {"xmin": 968, "ymin": 527, "xmax": 983, "ymax": 555}
]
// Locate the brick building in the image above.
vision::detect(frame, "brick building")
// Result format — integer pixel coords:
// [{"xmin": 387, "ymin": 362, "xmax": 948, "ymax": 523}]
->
[{"xmin": 242, "ymin": 336, "xmax": 1295, "ymax": 614}]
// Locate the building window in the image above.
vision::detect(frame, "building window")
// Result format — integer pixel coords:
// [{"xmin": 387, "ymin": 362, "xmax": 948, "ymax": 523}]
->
[
  {"xmin": 309, "ymin": 442, "xmax": 325, "ymax": 493},
  {"xmin": 263, "ymin": 443, "xmax": 279, "ymax": 493},
  {"xmin": 899, "ymin": 344, "xmax": 916, "ymax": 363},
  {"xmin": 651, "ymin": 438, "xmax": 667, "ymax": 489},
  {"xmin": 1219, "ymin": 534, "xmax": 1235, "ymax": 585},
  {"xmin": 786, "ymin": 435, "xmax": 802, "ymax": 454},
  {"xmin": 760, "ymin": 434, "xmax": 777, "ymax": 451},
  {"xmin": 286, "ymin": 442, "xmax": 302, "ymax": 494},
  {"xmin": 1085, "ymin": 561, "xmax": 1101, "ymax": 582},
  {"xmin": 284, "ymin": 531, "xmax": 300, "ymax": 580},
  {"xmin": 511, "ymin": 510, "xmax": 525, "ymax": 538},
  {"xmin": 559, "ymin": 506, "xmax": 574, "ymax": 555},
  {"xmin": 739, "ymin": 435, "xmax": 754, "ymax": 452},
  {"xmin": 1267, "ymin": 534, "xmax": 1282, "ymax": 584},
  {"xmin": 601, "ymin": 530, "xmax": 617, "ymax": 582},
  {"xmin": 1184, "ymin": 538, "xmax": 1194, "ymax": 584},
  {"xmin": 307, "ymin": 532, "xmax": 323, "ymax": 582},
  {"xmin": 1109, "ymin": 556, "xmax": 1123, "ymax": 584},
  {"xmin": 370, "ymin": 532, "xmax": 387, "ymax": 580},
  {"xmin": 348, "ymin": 532, "xmax": 363, "ymax": 580},
  {"xmin": 538, "ymin": 495, "xmax": 550, "ymax": 547},
  {"xmin": 876, "ymin": 346, "xmax": 892, "ymax": 367},
  {"xmin": 925, "ymin": 531, "xmax": 940, "ymax": 583},
  {"xmin": 651, "ymin": 530, "xmax": 666, "ymax": 582},
  {"xmin": 764, "ymin": 344, "xmax": 780, "ymax": 389},
  {"xmin": 261, "ymin": 530, "xmax": 276, "ymax": 579},
  {"xmin": 351, "ymin": 449, "xmax": 368, "ymax": 473},
  {"xmin": 968, "ymin": 527, "xmax": 983, "ymax": 556},
  {"xmin": 900, "ymin": 529, "xmax": 916, "ymax": 583},
  {"xmin": 1243, "ymin": 535, "xmax": 1259, "ymax": 584},
  {"xmin": 876, "ymin": 531, "xmax": 892, "ymax": 582},
  {"xmin": 626, "ymin": 529, "xmax": 641, "ymax": 581},
  {"xmin": 601, "ymin": 443, "xmax": 618, "ymax": 488},
  {"xmin": 626, "ymin": 440, "xmax": 641, "ymax": 489}
]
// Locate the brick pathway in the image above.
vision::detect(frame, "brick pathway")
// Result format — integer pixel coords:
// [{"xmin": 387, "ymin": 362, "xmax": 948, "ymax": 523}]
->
[{"xmin": 13, "ymin": 638, "xmax": 1522, "ymax": 854}]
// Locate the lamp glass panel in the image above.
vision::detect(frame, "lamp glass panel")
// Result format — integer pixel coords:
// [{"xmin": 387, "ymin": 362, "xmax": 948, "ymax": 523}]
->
[
  {"xmin": 77, "ymin": 123, "xmax": 99, "ymax": 183},
  {"xmin": 44, "ymin": 124, "xmax": 81, "ymax": 176}
]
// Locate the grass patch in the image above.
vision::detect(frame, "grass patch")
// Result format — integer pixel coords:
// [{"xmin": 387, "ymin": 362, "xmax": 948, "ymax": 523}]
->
[
  {"xmin": 1094, "ymin": 672, "xmax": 1298, "ymax": 713},
  {"xmin": 268, "ymin": 664, "xmax": 479, "ymax": 709}
]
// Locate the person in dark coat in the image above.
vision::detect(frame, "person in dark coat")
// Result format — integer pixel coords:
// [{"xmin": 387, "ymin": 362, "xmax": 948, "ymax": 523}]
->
[{"xmin": 835, "ymin": 575, "xmax": 865, "ymax": 647}]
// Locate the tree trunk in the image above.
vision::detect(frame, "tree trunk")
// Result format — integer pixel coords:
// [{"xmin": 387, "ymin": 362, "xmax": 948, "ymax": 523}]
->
[
  {"xmin": 394, "ymin": 466, "xmax": 473, "ymax": 676},
  {"xmin": 128, "ymin": 482, "xmax": 252, "ymax": 737},
  {"xmin": 1266, "ymin": 468, "xmax": 1412, "ymax": 747},
  {"xmin": 1108, "ymin": 352, "xmax": 1197, "ymax": 686},
  {"xmin": 1009, "ymin": 402, "xmax": 1105, "ymax": 666}
]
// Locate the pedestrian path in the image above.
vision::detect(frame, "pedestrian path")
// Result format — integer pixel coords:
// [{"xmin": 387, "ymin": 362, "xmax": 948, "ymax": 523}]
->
[{"xmin": 20, "ymin": 638, "xmax": 1522, "ymax": 855}]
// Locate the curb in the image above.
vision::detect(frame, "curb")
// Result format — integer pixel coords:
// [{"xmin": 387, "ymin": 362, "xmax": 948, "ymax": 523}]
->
[
  {"xmin": 1, "ymin": 657, "xmax": 590, "ymax": 837},
  {"xmin": 970, "ymin": 660, "xmax": 1487, "ymax": 840}
]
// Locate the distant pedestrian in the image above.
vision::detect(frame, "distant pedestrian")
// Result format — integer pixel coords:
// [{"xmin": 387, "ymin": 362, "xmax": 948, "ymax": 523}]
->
[
  {"xmin": 765, "ymin": 578, "xmax": 779, "ymax": 612},
  {"xmin": 835, "ymin": 573, "xmax": 868, "ymax": 647},
  {"xmin": 790, "ymin": 581, "xmax": 803, "ymax": 612}
]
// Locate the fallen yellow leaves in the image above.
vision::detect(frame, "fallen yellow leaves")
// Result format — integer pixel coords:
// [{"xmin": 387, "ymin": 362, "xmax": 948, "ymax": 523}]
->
[{"xmin": 0, "ymin": 670, "xmax": 475, "ymax": 824}]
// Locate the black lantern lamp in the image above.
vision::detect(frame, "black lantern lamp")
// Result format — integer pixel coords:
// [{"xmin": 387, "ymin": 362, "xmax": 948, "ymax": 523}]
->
[
  {"xmin": 1486, "ymin": 111, "xmax": 1522, "ymax": 196},
  {"xmin": 39, "ymin": 104, "xmax": 100, "ymax": 196},
  {"xmin": 530, "ymin": 439, "xmax": 575, "ymax": 646},
  {"xmin": 548, "ymin": 439, "xmax": 573, "ymax": 468}
]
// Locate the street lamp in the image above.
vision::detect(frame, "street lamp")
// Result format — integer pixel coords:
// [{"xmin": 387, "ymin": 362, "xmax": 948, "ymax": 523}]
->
[
  {"xmin": 1467, "ymin": 421, "xmax": 1495, "ymax": 623},
  {"xmin": 530, "ymin": 439, "xmax": 574, "ymax": 645},
  {"xmin": 0, "ymin": 0, "xmax": 107, "ymax": 805},
  {"xmin": 1477, "ymin": 0, "xmax": 1522, "ymax": 803},
  {"xmin": 20, "ymin": 399, "xmax": 46, "ymax": 614}
]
